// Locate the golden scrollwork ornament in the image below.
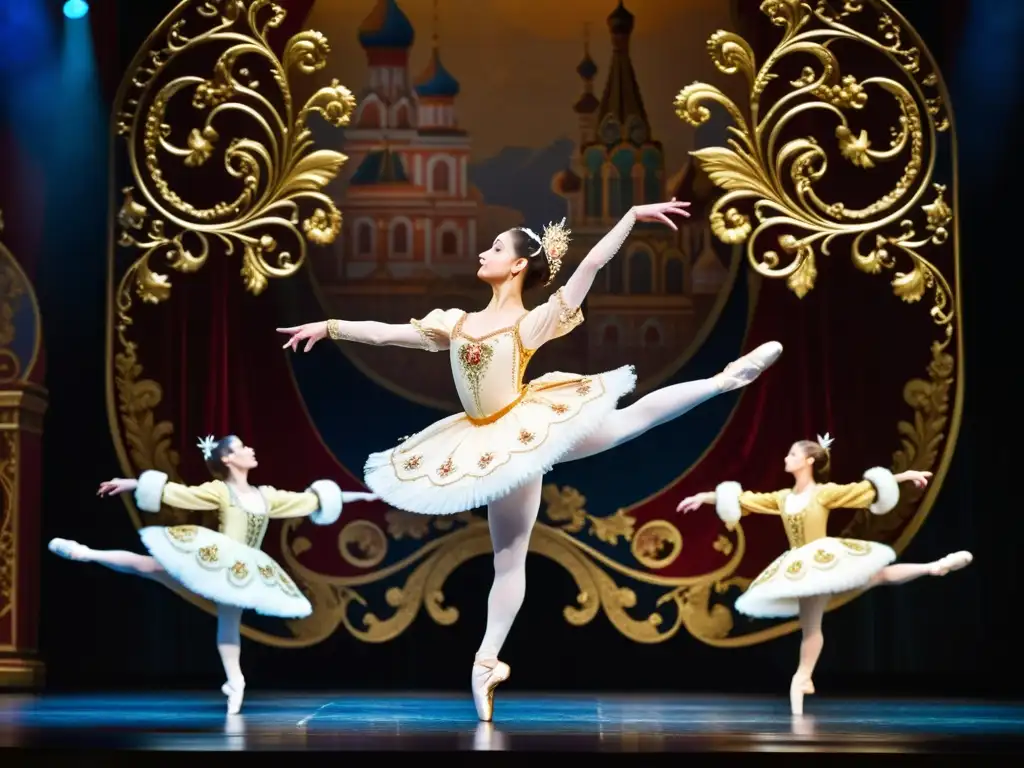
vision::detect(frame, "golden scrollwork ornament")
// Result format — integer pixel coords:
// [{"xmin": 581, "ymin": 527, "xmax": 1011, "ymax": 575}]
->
[
  {"xmin": 109, "ymin": 0, "xmax": 355, "ymax": 502},
  {"xmin": 651, "ymin": 0, "xmax": 964, "ymax": 648},
  {"xmin": 274, "ymin": 484, "xmax": 746, "ymax": 646},
  {"xmin": 675, "ymin": 0, "xmax": 955, "ymax": 342}
]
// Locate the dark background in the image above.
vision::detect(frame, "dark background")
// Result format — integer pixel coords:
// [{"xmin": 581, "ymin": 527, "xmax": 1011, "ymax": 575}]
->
[{"xmin": 0, "ymin": 0, "xmax": 1019, "ymax": 697}]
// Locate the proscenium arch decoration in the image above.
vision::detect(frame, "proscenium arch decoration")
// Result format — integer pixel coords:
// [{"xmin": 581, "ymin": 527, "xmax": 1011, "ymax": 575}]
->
[{"xmin": 104, "ymin": 0, "xmax": 961, "ymax": 650}]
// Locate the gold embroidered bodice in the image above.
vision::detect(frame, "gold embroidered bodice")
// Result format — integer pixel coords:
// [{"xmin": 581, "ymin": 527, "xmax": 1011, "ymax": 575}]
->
[
  {"xmin": 223, "ymin": 487, "xmax": 270, "ymax": 549},
  {"xmin": 735, "ymin": 480, "xmax": 883, "ymax": 549},
  {"xmin": 408, "ymin": 288, "xmax": 585, "ymax": 422},
  {"xmin": 450, "ymin": 313, "xmax": 535, "ymax": 421}
]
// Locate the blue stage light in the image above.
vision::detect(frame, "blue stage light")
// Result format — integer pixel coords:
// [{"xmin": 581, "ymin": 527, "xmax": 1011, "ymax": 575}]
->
[{"xmin": 63, "ymin": 0, "xmax": 89, "ymax": 20}]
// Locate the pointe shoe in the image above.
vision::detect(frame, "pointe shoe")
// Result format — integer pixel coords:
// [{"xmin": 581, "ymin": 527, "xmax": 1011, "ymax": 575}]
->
[
  {"xmin": 221, "ymin": 681, "xmax": 245, "ymax": 715},
  {"xmin": 931, "ymin": 550, "xmax": 973, "ymax": 576},
  {"xmin": 790, "ymin": 675, "xmax": 813, "ymax": 715},
  {"xmin": 48, "ymin": 538, "xmax": 88, "ymax": 561},
  {"xmin": 471, "ymin": 658, "xmax": 510, "ymax": 722},
  {"xmin": 717, "ymin": 342, "xmax": 783, "ymax": 392}
]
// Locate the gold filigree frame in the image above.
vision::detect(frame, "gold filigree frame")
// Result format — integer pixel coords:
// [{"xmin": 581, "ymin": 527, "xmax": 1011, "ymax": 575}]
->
[
  {"xmin": 105, "ymin": 0, "xmax": 357, "ymax": 637},
  {"xmin": 106, "ymin": 0, "xmax": 961, "ymax": 649},
  {"xmin": 666, "ymin": 0, "xmax": 961, "ymax": 645}
]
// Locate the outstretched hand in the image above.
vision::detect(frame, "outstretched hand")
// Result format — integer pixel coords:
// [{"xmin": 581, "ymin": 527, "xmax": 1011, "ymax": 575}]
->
[
  {"xmin": 676, "ymin": 494, "xmax": 705, "ymax": 513},
  {"xmin": 900, "ymin": 470, "xmax": 932, "ymax": 489},
  {"xmin": 277, "ymin": 321, "xmax": 328, "ymax": 353},
  {"xmin": 634, "ymin": 198, "xmax": 691, "ymax": 230},
  {"xmin": 97, "ymin": 478, "xmax": 137, "ymax": 497}
]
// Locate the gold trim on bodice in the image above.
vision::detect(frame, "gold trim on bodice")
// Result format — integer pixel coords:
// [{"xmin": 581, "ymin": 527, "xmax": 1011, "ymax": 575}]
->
[{"xmin": 451, "ymin": 312, "xmax": 536, "ymax": 423}]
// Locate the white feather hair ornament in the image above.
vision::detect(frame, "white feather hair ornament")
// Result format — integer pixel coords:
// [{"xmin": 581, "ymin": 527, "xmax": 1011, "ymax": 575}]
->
[
  {"xmin": 197, "ymin": 434, "xmax": 217, "ymax": 460},
  {"xmin": 816, "ymin": 432, "xmax": 835, "ymax": 451}
]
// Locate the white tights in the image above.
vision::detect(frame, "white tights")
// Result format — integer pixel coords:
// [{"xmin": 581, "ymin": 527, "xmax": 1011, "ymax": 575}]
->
[
  {"xmin": 475, "ymin": 376, "xmax": 725, "ymax": 660},
  {"xmin": 61, "ymin": 545, "xmax": 244, "ymax": 690}
]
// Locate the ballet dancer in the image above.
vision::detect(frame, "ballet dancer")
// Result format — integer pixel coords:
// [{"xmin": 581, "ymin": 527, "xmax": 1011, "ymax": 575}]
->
[
  {"xmin": 277, "ymin": 200, "xmax": 783, "ymax": 720},
  {"xmin": 48, "ymin": 434, "xmax": 378, "ymax": 714},
  {"xmin": 677, "ymin": 433, "xmax": 973, "ymax": 715}
]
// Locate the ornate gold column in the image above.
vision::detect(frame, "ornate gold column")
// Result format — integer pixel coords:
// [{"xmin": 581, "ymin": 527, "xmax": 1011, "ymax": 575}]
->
[{"xmin": 0, "ymin": 210, "xmax": 47, "ymax": 687}]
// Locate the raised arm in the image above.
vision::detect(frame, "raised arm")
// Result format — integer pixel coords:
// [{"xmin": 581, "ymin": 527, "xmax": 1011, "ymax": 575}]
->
[
  {"xmin": 560, "ymin": 200, "xmax": 691, "ymax": 310},
  {"xmin": 520, "ymin": 201, "xmax": 691, "ymax": 349},
  {"xmin": 677, "ymin": 483, "xmax": 783, "ymax": 531},
  {"xmin": 278, "ymin": 308, "xmax": 463, "ymax": 354},
  {"xmin": 262, "ymin": 480, "xmax": 378, "ymax": 524}
]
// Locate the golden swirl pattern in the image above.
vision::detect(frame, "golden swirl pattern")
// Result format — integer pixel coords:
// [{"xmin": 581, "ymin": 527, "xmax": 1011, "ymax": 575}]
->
[
  {"xmin": 675, "ymin": 0, "xmax": 954, "ymax": 344},
  {"xmin": 275, "ymin": 484, "xmax": 747, "ymax": 646},
  {"xmin": 109, "ymin": 0, "xmax": 353, "ymax": 517}
]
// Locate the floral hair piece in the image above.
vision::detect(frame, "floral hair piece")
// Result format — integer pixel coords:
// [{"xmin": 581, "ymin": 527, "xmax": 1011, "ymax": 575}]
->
[
  {"xmin": 197, "ymin": 434, "xmax": 217, "ymax": 460},
  {"xmin": 514, "ymin": 217, "xmax": 572, "ymax": 286},
  {"xmin": 816, "ymin": 432, "xmax": 835, "ymax": 451}
]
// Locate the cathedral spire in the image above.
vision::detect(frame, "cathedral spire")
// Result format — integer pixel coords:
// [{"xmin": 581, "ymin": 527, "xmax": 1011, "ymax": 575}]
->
[
  {"xmin": 574, "ymin": 22, "xmax": 599, "ymax": 116},
  {"xmin": 596, "ymin": 0, "xmax": 650, "ymax": 144},
  {"xmin": 432, "ymin": 0, "xmax": 439, "ymax": 50}
]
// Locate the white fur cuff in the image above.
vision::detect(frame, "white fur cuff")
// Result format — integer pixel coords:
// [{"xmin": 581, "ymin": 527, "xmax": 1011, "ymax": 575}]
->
[
  {"xmin": 307, "ymin": 479, "xmax": 343, "ymax": 526},
  {"xmin": 715, "ymin": 481, "xmax": 743, "ymax": 528},
  {"xmin": 863, "ymin": 466, "xmax": 899, "ymax": 516},
  {"xmin": 135, "ymin": 470, "xmax": 169, "ymax": 513}
]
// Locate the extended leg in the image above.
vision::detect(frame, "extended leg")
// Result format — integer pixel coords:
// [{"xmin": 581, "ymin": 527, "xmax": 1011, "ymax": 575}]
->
[
  {"xmin": 217, "ymin": 605, "xmax": 246, "ymax": 715},
  {"xmin": 562, "ymin": 342, "xmax": 783, "ymax": 462},
  {"xmin": 792, "ymin": 594, "xmax": 830, "ymax": 716},
  {"xmin": 48, "ymin": 538, "xmax": 176, "ymax": 588},
  {"xmin": 472, "ymin": 478, "xmax": 543, "ymax": 721},
  {"xmin": 868, "ymin": 550, "xmax": 973, "ymax": 588}
]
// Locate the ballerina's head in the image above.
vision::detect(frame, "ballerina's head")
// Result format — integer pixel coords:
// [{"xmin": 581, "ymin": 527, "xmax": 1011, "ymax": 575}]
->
[
  {"xmin": 785, "ymin": 433, "xmax": 834, "ymax": 483},
  {"xmin": 197, "ymin": 435, "xmax": 258, "ymax": 480},
  {"xmin": 476, "ymin": 219, "xmax": 572, "ymax": 293}
]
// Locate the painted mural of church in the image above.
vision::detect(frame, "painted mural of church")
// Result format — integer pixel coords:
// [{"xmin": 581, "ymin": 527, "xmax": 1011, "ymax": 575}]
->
[
  {"xmin": 322, "ymin": 0, "xmax": 479, "ymax": 283},
  {"xmin": 551, "ymin": 1, "xmax": 730, "ymax": 380}
]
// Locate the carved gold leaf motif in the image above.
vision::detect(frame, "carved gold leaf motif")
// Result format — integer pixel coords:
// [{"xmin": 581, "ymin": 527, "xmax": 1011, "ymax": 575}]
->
[
  {"xmin": 111, "ymin": 0, "xmax": 353, "ymax": 500},
  {"xmin": 675, "ymin": 0, "xmax": 954, "ymax": 342}
]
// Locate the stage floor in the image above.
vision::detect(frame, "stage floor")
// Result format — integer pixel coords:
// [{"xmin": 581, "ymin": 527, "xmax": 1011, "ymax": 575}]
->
[{"xmin": 0, "ymin": 691, "xmax": 1022, "ymax": 760}]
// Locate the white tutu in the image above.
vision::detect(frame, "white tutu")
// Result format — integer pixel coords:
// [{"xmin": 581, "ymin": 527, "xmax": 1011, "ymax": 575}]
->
[
  {"xmin": 139, "ymin": 525, "xmax": 311, "ymax": 618},
  {"xmin": 734, "ymin": 537, "xmax": 896, "ymax": 619},
  {"xmin": 364, "ymin": 365, "xmax": 637, "ymax": 516}
]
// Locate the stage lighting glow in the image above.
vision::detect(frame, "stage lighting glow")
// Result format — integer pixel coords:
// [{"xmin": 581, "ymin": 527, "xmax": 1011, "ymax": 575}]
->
[{"xmin": 63, "ymin": 0, "xmax": 89, "ymax": 20}]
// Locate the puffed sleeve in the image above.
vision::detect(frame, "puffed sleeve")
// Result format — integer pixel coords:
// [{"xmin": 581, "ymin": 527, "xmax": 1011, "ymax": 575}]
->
[
  {"xmin": 262, "ymin": 479, "xmax": 346, "ymax": 525},
  {"xmin": 518, "ymin": 287, "xmax": 584, "ymax": 350},
  {"xmin": 134, "ymin": 470, "xmax": 226, "ymax": 513},
  {"xmin": 713, "ymin": 481, "xmax": 783, "ymax": 529},
  {"xmin": 409, "ymin": 308, "xmax": 464, "ymax": 352},
  {"xmin": 817, "ymin": 467, "xmax": 900, "ymax": 515}
]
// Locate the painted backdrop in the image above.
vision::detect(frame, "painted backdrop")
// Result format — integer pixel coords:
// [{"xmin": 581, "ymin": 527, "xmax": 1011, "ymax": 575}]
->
[{"xmin": 104, "ymin": 0, "xmax": 962, "ymax": 654}]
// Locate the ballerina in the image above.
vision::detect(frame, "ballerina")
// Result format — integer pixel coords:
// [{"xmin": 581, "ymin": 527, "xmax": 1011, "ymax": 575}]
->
[
  {"xmin": 676, "ymin": 433, "xmax": 973, "ymax": 715},
  {"xmin": 48, "ymin": 434, "xmax": 378, "ymax": 714},
  {"xmin": 278, "ymin": 200, "xmax": 783, "ymax": 720}
]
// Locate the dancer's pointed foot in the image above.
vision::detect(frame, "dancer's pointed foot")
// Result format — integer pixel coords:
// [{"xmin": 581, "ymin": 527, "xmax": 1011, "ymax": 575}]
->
[
  {"xmin": 716, "ymin": 342, "xmax": 783, "ymax": 392},
  {"xmin": 930, "ymin": 550, "xmax": 973, "ymax": 576},
  {"xmin": 471, "ymin": 657, "xmax": 510, "ymax": 722},
  {"xmin": 790, "ymin": 674, "xmax": 813, "ymax": 715},
  {"xmin": 221, "ymin": 680, "xmax": 245, "ymax": 715},
  {"xmin": 48, "ymin": 538, "xmax": 89, "ymax": 561}
]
